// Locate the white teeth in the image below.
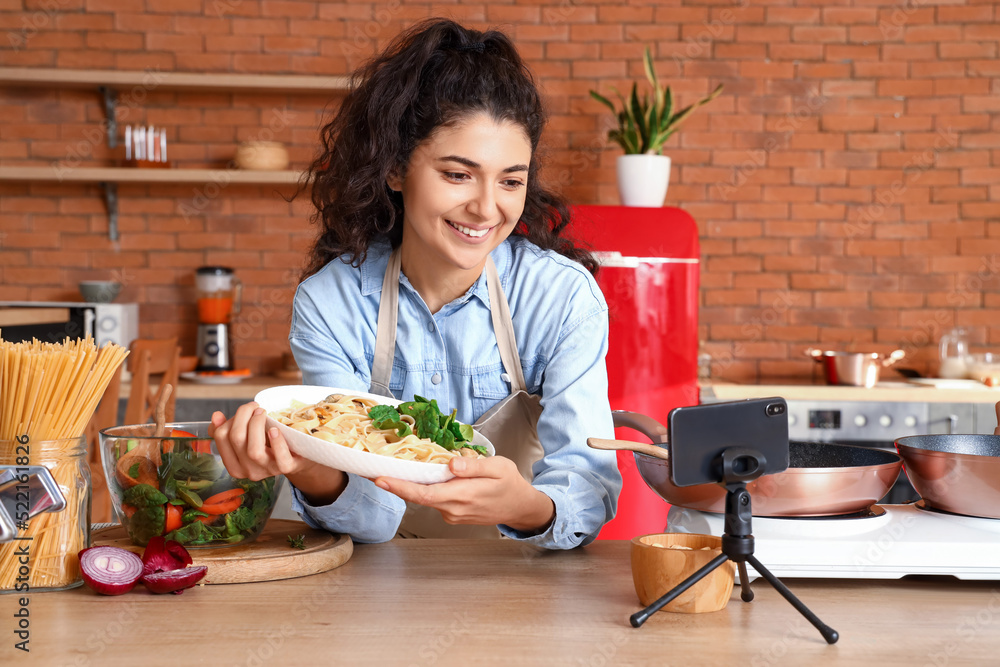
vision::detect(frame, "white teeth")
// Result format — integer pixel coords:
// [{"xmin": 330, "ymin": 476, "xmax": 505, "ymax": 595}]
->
[{"xmin": 449, "ymin": 221, "xmax": 489, "ymax": 238}]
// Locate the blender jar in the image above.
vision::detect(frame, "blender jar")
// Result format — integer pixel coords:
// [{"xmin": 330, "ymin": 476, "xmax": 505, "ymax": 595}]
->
[{"xmin": 196, "ymin": 267, "xmax": 242, "ymax": 324}]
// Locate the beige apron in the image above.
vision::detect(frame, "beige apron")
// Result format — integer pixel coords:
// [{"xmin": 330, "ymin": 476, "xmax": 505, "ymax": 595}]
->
[{"xmin": 370, "ymin": 248, "xmax": 544, "ymax": 538}]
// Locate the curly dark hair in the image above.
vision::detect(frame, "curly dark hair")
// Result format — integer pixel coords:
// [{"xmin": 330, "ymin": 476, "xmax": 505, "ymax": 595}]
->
[{"xmin": 301, "ymin": 18, "xmax": 597, "ymax": 279}]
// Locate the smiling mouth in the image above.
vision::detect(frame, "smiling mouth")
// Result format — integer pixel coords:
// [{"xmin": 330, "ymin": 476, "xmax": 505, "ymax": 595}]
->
[{"xmin": 447, "ymin": 220, "xmax": 491, "ymax": 238}]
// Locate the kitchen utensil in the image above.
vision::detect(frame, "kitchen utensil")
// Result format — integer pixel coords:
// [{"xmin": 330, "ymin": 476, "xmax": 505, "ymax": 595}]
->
[
  {"xmin": 195, "ymin": 266, "xmax": 242, "ymax": 371},
  {"xmin": 92, "ymin": 519, "xmax": 352, "ymax": 584},
  {"xmin": 100, "ymin": 421, "xmax": 285, "ymax": 547},
  {"xmin": 587, "ymin": 438, "xmax": 670, "ymax": 461},
  {"xmin": 938, "ymin": 328, "xmax": 970, "ymax": 379},
  {"xmin": 234, "ymin": 141, "xmax": 289, "ymax": 170},
  {"xmin": 605, "ymin": 410, "xmax": 902, "ymax": 516},
  {"xmin": 78, "ymin": 280, "xmax": 121, "ymax": 303},
  {"xmin": 806, "ymin": 348, "xmax": 905, "ymax": 387},
  {"xmin": 966, "ymin": 353, "xmax": 1000, "ymax": 386},
  {"xmin": 630, "ymin": 533, "xmax": 734, "ymax": 613},
  {"xmin": 255, "ymin": 385, "xmax": 496, "ymax": 485},
  {"xmin": 0, "ymin": 466, "xmax": 65, "ymax": 543},
  {"xmin": 895, "ymin": 434, "xmax": 1000, "ymax": 519}
]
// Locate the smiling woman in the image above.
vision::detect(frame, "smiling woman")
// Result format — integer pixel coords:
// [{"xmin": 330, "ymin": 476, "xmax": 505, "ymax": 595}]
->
[{"xmin": 209, "ymin": 18, "xmax": 622, "ymax": 549}]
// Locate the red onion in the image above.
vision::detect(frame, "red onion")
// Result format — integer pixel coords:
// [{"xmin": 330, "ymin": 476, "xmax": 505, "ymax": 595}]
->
[
  {"xmin": 141, "ymin": 536, "xmax": 193, "ymax": 577},
  {"xmin": 78, "ymin": 546, "xmax": 144, "ymax": 596},
  {"xmin": 141, "ymin": 565, "xmax": 208, "ymax": 594}
]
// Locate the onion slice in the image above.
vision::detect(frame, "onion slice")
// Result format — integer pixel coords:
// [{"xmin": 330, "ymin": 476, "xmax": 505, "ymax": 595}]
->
[
  {"xmin": 141, "ymin": 536, "xmax": 193, "ymax": 577},
  {"xmin": 142, "ymin": 565, "xmax": 208, "ymax": 594},
  {"xmin": 78, "ymin": 546, "xmax": 144, "ymax": 596}
]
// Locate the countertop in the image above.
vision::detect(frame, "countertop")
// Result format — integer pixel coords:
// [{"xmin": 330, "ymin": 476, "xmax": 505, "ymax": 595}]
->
[
  {"xmin": 7, "ymin": 538, "xmax": 999, "ymax": 665},
  {"xmin": 131, "ymin": 376, "xmax": 1000, "ymax": 405},
  {"xmin": 703, "ymin": 379, "xmax": 1000, "ymax": 404}
]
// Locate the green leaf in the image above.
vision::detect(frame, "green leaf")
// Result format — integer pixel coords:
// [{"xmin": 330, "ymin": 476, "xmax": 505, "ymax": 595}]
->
[
  {"xmin": 433, "ymin": 428, "xmax": 457, "ymax": 451},
  {"xmin": 588, "ymin": 90, "xmax": 618, "ymax": 114},
  {"xmin": 368, "ymin": 404, "xmax": 401, "ymax": 427},
  {"xmin": 123, "ymin": 483, "xmax": 167, "ymax": 508},
  {"xmin": 128, "ymin": 461, "xmax": 140, "ymax": 480}
]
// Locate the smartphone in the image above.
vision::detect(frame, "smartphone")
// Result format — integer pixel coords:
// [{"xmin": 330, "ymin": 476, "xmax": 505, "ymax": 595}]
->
[{"xmin": 667, "ymin": 397, "xmax": 790, "ymax": 487}]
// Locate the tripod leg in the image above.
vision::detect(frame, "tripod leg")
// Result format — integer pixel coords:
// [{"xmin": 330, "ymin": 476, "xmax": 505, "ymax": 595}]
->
[
  {"xmin": 746, "ymin": 554, "xmax": 839, "ymax": 644},
  {"xmin": 736, "ymin": 561, "xmax": 754, "ymax": 602},
  {"xmin": 630, "ymin": 554, "xmax": 730, "ymax": 628}
]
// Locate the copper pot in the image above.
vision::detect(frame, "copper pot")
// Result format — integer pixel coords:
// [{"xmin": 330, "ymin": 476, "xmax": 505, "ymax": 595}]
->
[
  {"xmin": 895, "ymin": 434, "xmax": 1000, "ymax": 519},
  {"xmin": 596, "ymin": 411, "xmax": 902, "ymax": 517},
  {"xmin": 806, "ymin": 348, "xmax": 905, "ymax": 387}
]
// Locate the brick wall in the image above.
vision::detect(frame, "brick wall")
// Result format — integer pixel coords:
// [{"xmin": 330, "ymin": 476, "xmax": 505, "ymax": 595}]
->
[{"xmin": 1, "ymin": 1, "xmax": 998, "ymax": 380}]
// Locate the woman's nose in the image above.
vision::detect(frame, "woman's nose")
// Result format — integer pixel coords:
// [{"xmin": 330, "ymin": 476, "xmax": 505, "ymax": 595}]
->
[{"xmin": 466, "ymin": 184, "xmax": 498, "ymax": 220}]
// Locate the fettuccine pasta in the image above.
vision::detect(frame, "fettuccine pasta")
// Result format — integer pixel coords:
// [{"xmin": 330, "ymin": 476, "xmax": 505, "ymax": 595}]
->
[{"xmin": 269, "ymin": 394, "xmax": 485, "ymax": 464}]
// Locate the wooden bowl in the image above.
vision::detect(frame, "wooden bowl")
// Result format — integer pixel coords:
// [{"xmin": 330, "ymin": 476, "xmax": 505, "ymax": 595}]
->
[{"xmin": 630, "ymin": 533, "xmax": 735, "ymax": 614}]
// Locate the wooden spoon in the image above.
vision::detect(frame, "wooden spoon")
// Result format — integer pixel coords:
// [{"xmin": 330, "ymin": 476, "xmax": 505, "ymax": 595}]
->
[
  {"xmin": 994, "ymin": 401, "xmax": 999, "ymax": 436},
  {"xmin": 587, "ymin": 437, "xmax": 670, "ymax": 461},
  {"xmin": 114, "ymin": 384, "xmax": 173, "ymax": 488}
]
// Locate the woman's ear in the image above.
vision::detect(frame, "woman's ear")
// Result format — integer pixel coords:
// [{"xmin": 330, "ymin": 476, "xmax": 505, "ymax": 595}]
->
[{"xmin": 386, "ymin": 169, "xmax": 402, "ymax": 192}]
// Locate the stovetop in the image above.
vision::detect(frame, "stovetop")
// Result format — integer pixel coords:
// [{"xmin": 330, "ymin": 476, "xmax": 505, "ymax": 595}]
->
[{"xmin": 666, "ymin": 502, "xmax": 1000, "ymax": 581}]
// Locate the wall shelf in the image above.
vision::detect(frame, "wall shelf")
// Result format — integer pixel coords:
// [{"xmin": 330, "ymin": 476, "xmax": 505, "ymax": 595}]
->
[
  {"xmin": 0, "ymin": 165, "xmax": 303, "ymax": 185},
  {"xmin": 2, "ymin": 66, "xmax": 340, "ymax": 241},
  {"xmin": 0, "ymin": 67, "xmax": 349, "ymax": 94}
]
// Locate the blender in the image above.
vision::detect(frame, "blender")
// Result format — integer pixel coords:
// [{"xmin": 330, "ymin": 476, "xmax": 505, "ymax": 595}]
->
[{"xmin": 195, "ymin": 266, "xmax": 242, "ymax": 371}]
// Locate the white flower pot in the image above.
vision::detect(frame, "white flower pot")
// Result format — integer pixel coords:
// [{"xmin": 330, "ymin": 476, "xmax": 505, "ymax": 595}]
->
[{"xmin": 616, "ymin": 154, "xmax": 672, "ymax": 207}]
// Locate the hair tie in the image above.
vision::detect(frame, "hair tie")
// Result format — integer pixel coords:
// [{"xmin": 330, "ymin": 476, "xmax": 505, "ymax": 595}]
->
[{"xmin": 455, "ymin": 42, "xmax": 486, "ymax": 53}]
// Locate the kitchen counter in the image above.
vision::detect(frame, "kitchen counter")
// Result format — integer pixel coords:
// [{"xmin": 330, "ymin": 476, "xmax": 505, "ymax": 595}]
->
[
  {"xmin": 703, "ymin": 379, "xmax": 1000, "ymax": 404},
  {"xmin": 8, "ymin": 538, "xmax": 1000, "ymax": 664}
]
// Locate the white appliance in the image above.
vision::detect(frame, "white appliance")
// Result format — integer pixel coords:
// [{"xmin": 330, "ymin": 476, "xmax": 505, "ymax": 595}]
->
[
  {"xmin": 667, "ymin": 502, "xmax": 1000, "ymax": 581},
  {"xmin": 0, "ymin": 301, "xmax": 139, "ymax": 348}
]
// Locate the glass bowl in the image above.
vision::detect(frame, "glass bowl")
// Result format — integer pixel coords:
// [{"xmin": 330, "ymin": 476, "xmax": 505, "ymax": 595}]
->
[
  {"xmin": 966, "ymin": 353, "xmax": 1000, "ymax": 386},
  {"xmin": 99, "ymin": 421, "xmax": 284, "ymax": 547}
]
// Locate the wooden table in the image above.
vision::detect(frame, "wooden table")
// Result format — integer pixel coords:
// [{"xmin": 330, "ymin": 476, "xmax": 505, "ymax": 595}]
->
[{"xmin": 4, "ymin": 539, "xmax": 999, "ymax": 664}]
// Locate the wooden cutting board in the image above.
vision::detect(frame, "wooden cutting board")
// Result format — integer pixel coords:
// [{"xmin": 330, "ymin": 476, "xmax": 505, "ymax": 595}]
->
[{"xmin": 92, "ymin": 519, "xmax": 353, "ymax": 585}]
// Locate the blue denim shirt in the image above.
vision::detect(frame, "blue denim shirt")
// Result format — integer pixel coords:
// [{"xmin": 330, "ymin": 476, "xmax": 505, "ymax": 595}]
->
[{"xmin": 287, "ymin": 237, "xmax": 621, "ymax": 549}]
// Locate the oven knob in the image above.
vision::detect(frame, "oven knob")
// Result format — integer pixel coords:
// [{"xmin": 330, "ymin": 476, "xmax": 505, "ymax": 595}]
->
[
  {"xmin": 854, "ymin": 415, "xmax": 867, "ymax": 427},
  {"xmin": 879, "ymin": 415, "xmax": 892, "ymax": 428},
  {"xmin": 904, "ymin": 416, "xmax": 917, "ymax": 427}
]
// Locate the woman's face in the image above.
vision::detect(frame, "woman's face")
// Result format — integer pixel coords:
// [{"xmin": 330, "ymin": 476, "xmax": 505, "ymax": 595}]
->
[{"xmin": 390, "ymin": 113, "xmax": 532, "ymax": 275}]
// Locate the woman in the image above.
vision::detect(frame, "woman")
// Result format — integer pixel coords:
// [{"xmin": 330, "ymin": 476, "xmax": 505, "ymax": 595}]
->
[{"xmin": 210, "ymin": 18, "xmax": 621, "ymax": 549}]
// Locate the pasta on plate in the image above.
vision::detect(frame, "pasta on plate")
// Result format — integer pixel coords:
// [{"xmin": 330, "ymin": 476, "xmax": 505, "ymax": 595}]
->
[{"xmin": 268, "ymin": 393, "xmax": 487, "ymax": 465}]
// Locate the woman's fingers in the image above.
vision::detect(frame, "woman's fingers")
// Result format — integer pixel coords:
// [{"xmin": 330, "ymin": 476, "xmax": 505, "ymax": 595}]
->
[{"xmin": 267, "ymin": 426, "xmax": 301, "ymax": 476}]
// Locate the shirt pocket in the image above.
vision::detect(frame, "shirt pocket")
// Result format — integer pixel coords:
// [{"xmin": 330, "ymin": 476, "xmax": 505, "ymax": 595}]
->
[{"xmin": 470, "ymin": 365, "xmax": 509, "ymax": 421}]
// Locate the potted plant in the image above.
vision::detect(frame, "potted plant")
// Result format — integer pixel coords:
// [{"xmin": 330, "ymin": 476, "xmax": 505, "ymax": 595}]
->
[{"xmin": 590, "ymin": 47, "xmax": 723, "ymax": 207}]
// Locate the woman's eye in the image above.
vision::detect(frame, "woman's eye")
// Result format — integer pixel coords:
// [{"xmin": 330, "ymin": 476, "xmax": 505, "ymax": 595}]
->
[
  {"xmin": 443, "ymin": 171, "xmax": 469, "ymax": 182},
  {"xmin": 502, "ymin": 179, "xmax": 525, "ymax": 189}
]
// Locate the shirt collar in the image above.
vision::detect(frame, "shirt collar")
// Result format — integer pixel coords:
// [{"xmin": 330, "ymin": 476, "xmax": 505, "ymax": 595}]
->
[{"xmin": 360, "ymin": 239, "xmax": 513, "ymax": 308}]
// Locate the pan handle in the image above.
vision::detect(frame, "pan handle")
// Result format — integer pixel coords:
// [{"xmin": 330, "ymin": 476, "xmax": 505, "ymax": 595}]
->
[
  {"xmin": 612, "ymin": 410, "xmax": 668, "ymax": 444},
  {"xmin": 587, "ymin": 438, "xmax": 670, "ymax": 461},
  {"xmin": 881, "ymin": 349, "xmax": 905, "ymax": 367}
]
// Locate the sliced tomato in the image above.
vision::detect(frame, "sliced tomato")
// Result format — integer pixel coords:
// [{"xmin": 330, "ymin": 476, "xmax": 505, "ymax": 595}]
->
[
  {"xmin": 170, "ymin": 429, "xmax": 196, "ymax": 438},
  {"xmin": 164, "ymin": 503, "xmax": 183, "ymax": 534}
]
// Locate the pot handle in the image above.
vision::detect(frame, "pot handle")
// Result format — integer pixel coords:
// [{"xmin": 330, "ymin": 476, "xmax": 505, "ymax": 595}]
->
[
  {"xmin": 611, "ymin": 410, "xmax": 668, "ymax": 444},
  {"xmin": 587, "ymin": 438, "xmax": 670, "ymax": 461},
  {"xmin": 881, "ymin": 349, "xmax": 905, "ymax": 367},
  {"xmin": 805, "ymin": 348, "xmax": 824, "ymax": 361}
]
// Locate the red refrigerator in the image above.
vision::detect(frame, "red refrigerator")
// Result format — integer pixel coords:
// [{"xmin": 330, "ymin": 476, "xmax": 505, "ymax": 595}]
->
[{"xmin": 571, "ymin": 205, "xmax": 700, "ymax": 540}]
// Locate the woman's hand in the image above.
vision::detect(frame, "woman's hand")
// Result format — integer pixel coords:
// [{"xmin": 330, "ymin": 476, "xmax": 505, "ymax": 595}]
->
[
  {"xmin": 209, "ymin": 402, "xmax": 347, "ymax": 506},
  {"xmin": 374, "ymin": 455, "xmax": 555, "ymax": 533}
]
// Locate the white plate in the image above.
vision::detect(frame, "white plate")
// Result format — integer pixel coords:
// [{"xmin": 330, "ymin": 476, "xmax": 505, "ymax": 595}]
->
[
  {"xmin": 907, "ymin": 378, "xmax": 992, "ymax": 390},
  {"xmin": 181, "ymin": 371, "xmax": 251, "ymax": 385},
  {"xmin": 254, "ymin": 385, "xmax": 494, "ymax": 484}
]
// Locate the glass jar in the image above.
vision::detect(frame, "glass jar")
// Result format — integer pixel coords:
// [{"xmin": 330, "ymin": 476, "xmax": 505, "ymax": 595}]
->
[
  {"xmin": 938, "ymin": 327, "xmax": 970, "ymax": 379},
  {"xmin": 0, "ymin": 436, "xmax": 91, "ymax": 593}
]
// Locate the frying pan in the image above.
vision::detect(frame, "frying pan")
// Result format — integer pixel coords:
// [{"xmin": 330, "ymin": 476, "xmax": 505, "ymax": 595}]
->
[
  {"xmin": 895, "ymin": 434, "xmax": 1000, "ymax": 520},
  {"xmin": 591, "ymin": 410, "xmax": 903, "ymax": 517}
]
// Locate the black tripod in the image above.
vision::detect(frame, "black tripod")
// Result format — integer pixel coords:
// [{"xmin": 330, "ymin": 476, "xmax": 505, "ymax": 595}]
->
[{"xmin": 629, "ymin": 451, "xmax": 839, "ymax": 644}]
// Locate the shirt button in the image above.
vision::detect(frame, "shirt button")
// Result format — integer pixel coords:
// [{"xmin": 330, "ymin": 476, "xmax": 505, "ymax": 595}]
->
[
  {"xmin": 427, "ymin": 322, "xmax": 435, "ymax": 333},
  {"xmin": 431, "ymin": 373, "xmax": 442, "ymax": 385}
]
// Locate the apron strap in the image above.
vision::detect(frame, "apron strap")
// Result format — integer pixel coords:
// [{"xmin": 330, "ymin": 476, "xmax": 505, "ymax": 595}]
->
[
  {"xmin": 371, "ymin": 249, "xmax": 525, "ymax": 395},
  {"xmin": 370, "ymin": 248, "xmax": 401, "ymax": 397},
  {"xmin": 485, "ymin": 256, "xmax": 526, "ymax": 393}
]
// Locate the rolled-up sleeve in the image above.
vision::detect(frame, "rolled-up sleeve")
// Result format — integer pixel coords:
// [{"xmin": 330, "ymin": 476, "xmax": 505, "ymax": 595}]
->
[
  {"xmin": 289, "ymin": 473, "xmax": 406, "ymax": 544},
  {"xmin": 497, "ymin": 306, "xmax": 621, "ymax": 549}
]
